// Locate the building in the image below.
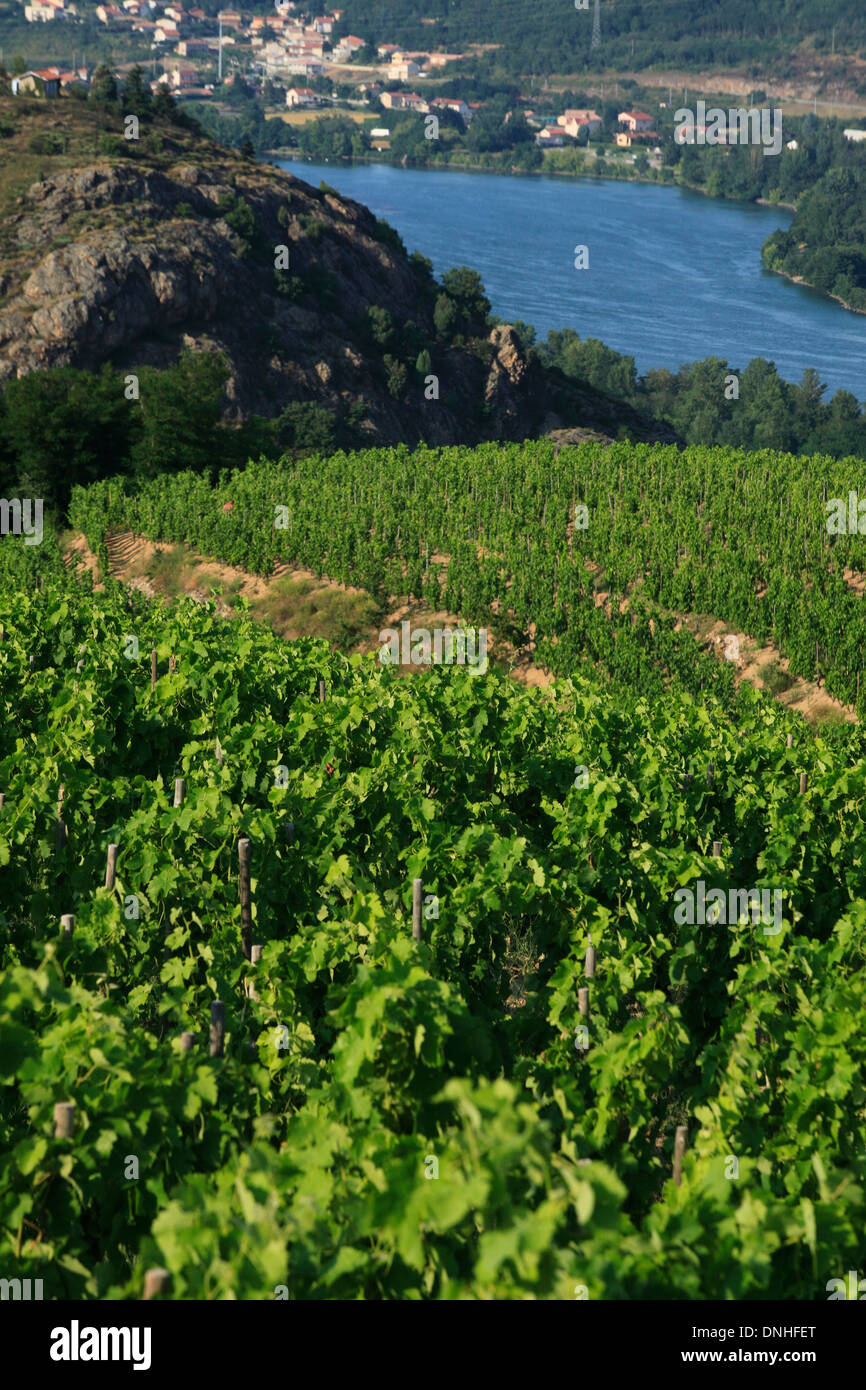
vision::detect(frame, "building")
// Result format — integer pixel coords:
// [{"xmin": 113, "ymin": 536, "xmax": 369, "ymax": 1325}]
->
[
  {"xmin": 168, "ymin": 65, "xmax": 198, "ymax": 88},
  {"xmin": 618, "ymin": 110, "xmax": 653, "ymax": 132},
  {"xmin": 844, "ymin": 128, "xmax": 866, "ymax": 143},
  {"xmin": 557, "ymin": 108, "xmax": 602, "ymax": 133},
  {"xmin": 536, "ymin": 125, "xmax": 564, "ymax": 147},
  {"xmin": 377, "ymin": 43, "xmax": 399, "ymax": 58},
  {"xmin": 429, "ymin": 95, "xmax": 471, "ymax": 122},
  {"xmin": 615, "ymin": 128, "xmax": 659, "ymax": 147},
  {"xmin": 380, "ymin": 90, "xmax": 428, "ymax": 112},
  {"xmin": 286, "ymin": 86, "xmax": 324, "ymax": 106},
  {"xmin": 12, "ymin": 68, "xmax": 61, "ymax": 95},
  {"xmin": 391, "ymin": 60, "xmax": 419, "ymax": 81},
  {"xmin": 95, "ymin": 2, "xmax": 123, "ymax": 19},
  {"xmin": 332, "ymin": 34, "xmax": 365, "ymax": 60}
]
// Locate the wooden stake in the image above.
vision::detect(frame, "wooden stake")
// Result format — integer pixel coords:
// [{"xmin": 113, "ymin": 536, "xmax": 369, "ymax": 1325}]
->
[
  {"xmin": 179, "ymin": 1032, "xmax": 194, "ymax": 1053},
  {"xmin": 55, "ymin": 783, "xmax": 67, "ymax": 853},
  {"xmin": 412, "ymin": 877, "xmax": 423, "ymax": 940},
  {"xmin": 105, "ymin": 843, "xmax": 118, "ymax": 890},
  {"xmin": 673, "ymin": 1124, "xmax": 687, "ymax": 1186},
  {"xmin": 584, "ymin": 939, "xmax": 596, "ymax": 978},
  {"xmin": 246, "ymin": 944, "xmax": 263, "ymax": 999},
  {"xmin": 215, "ymin": 738, "xmax": 223, "ymax": 765},
  {"xmin": 578, "ymin": 987, "xmax": 589, "ymax": 1017},
  {"xmin": 786, "ymin": 733, "xmax": 793, "ymax": 749},
  {"xmin": 151, "ymin": 647, "xmax": 158, "ymax": 690},
  {"xmin": 799, "ymin": 772, "xmax": 808, "ymax": 795},
  {"xmin": 209, "ymin": 1001, "xmax": 225, "ymax": 1057},
  {"xmin": 143, "ymin": 1269, "xmax": 170, "ymax": 1300},
  {"xmin": 712, "ymin": 840, "xmax": 722, "ymax": 858},
  {"xmin": 0, "ymin": 793, "xmax": 5, "ymax": 811},
  {"xmin": 60, "ymin": 913, "xmax": 75, "ymax": 936},
  {"xmin": 318, "ymin": 678, "xmax": 326, "ymax": 702},
  {"xmin": 53, "ymin": 1101, "xmax": 76, "ymax": 1138},
  {"xmin": 169, "ymin": 653, "xmax": 177, "ymax": 674},
  {"xmin": 173, "ymin": 777, "xmax": 186, "ymax": 807},
  {"xmin": 238, "ymin": 839, "xmax": 252, "ymax": 960}
]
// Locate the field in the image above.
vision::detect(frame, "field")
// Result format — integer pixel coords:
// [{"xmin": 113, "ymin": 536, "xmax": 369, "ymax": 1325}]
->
[{"xmin": 2, "ymin": 440, "xmax": 866, "ymax": 1300}]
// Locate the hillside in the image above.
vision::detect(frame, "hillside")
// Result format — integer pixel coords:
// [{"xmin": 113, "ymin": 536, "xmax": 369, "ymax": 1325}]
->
[
  {"xmin": 0, "ymin": 94, "xmax": 674, "ymax": 450},
  {"xmin": 2, "ymin": 527, "xmax": 866, "ymax": 1301},
  {"xmin": 335, "ymin": 0, "xmax": 866, "ymax": 76}
]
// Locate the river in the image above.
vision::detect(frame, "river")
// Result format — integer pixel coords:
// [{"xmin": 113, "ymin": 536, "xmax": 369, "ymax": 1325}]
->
[{"xmin": 268, "ymin": 158, "xmax": 866, "ymax": 401}]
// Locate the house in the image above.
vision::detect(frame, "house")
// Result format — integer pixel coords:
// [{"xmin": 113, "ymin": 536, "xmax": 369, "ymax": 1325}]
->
[
  {"xmin": 557, "ymin": 108, "xmax": 602, "ymax": 133},
  {"xmin": 24, "ymin": 0, "xmax": 68, "ymax": 20},
  {"xmin": 312, "ymin": 15, "xmax": 333, "ymax": 34},
  {"xmin": 286, "ymin": 59, "xmax": 323, "ymax": 76},
  {"xmin": 429, "ymin": 95, "xmax": 471, "ymax": 122},
  {"xmin": 380, "ymin": 90, "xmax": 428, "ymax": 113},
  {"xmin": 59, "ymin": 67, "xmax": 89, "ymax": 87},
  {"xmin": 786, "ymin": 139, "xmax": 798, "ymax": 150},
  {"xmin": 286, "ymin": 85, "xmax": 323, "ymax": 106},
  {"xmin": 168, "ymin": 65, "xmax": 198, "ymax": 88},
  {"xmin": 176, "ymin": 38, "xmax": 210, "ymax": 54},
  {"xmin": 333, "ymin": 34, "xmax": 364, "ymax": 60},
  {"xmin": 536, "ymin": 125, "xmax": 564, "ymax": 147},
  {"xmin": 12, "ymin": 68, "xmax": 61, "ymax": 95},
  {"xmin": 96, "ymin": 2, "xmax": 123, "ymax": 19},
  {"xmin": 154, "ymin": 23, "xmax": 180, "ymax": 42},
  {"xmin": 618, "ymin": 110, "xmax": 653, "ymax": 132},
  {"xmin": 377, "ymin": 43, "xmax": 399, "ymax": 58},
  {"xmin": 615, "ymin": 128, "xmax": 659, "ymax": 147},
  {"xmin": 561, "ymin": 118, "xmax": 596, "ymax": 139},
  {"xmin": 426, "ymin": 52, "xmax": 465, "ymax": 67},
  {"xmin": 392, "ymin": 60, "xmax": 419, "ymax": 81},
  {"xmin": 844, "ymin": 129, "xmax": 866, "ymax": 143}
]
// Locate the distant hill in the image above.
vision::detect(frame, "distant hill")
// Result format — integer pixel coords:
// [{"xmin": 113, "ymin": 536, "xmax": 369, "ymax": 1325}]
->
[
  {"xmin": 335, "ymin": 0, "xmax": 866, "ymax": 76},
  {"xmin": 0, "ymin": 92, "xmax": 675, "ymax": 453}
]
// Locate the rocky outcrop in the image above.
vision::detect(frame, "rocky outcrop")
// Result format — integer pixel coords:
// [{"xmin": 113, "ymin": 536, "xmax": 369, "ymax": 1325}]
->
[{"xmin": 0, "ymin": 124, "xmax": 676, "ymax": 447}]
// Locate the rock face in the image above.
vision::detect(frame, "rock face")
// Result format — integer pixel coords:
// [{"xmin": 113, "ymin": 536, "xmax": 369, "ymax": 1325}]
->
[{"xmin": 0, "ymin": 138, "xmax": 677, "ymax": 447}]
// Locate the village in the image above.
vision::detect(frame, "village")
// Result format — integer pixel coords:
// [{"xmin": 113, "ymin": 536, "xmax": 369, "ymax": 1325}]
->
[{"xmin": 8, "ymin": 0, "xmax": 672, "ymax": 156}]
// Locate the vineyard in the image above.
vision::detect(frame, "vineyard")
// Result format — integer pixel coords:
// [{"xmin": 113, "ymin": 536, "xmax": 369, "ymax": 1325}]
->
[
  {"xmin": 1, "ymin": 499, "xmax": 865, "ymax": 1301},
  {"xmin": 70, "ymin": 439, "xmax": 866, "ymax": 719}
]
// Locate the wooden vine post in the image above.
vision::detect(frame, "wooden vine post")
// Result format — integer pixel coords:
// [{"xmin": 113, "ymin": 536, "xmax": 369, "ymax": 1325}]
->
[
  {"xmin": 144, "ymin": 1269, "xmax": 170, "ymax": 1300},
  {"xmin": 673, "ymin": 1125, "xmax": 687, "ymax": 1186},
  {"xmin": 53, "ymin": 1102, "xmax": 76, "ymax": 1138},
  {"xmin": 238, "ymin": 838, "xmax": 252, "ymax": 960},
  {"xmin": 55, "ymin": 784, "xmax": 67, "ymax": 853},
  {"xmin": 584, "ymin": 937, "xmax": 596, "ymax": 978},
  {"xmin": 712, "ymin": 840, "xmax": 722, "ymax": 858},
  {"xmin": 179, "ymin": 1032, "xmax": 194, "ymax": 1053},
  {"xmin": 105, "ymin": 843, "xmax": 118, "ymax": 890},
  {"xmin": 209, "ymin": 1001, "xmax": 225, "ymax": 1058},
  {"xmin": 247, "ymin": 944, "xmax": 263, "ymax": 999},
  {"xmin": 318, "ymin": 679, "xmax": 326, "ymax": 703},
  {"xmin": 412, "ymin": 877, "xmax": 423, "ymax": 940},
  {"xmin": 799, "ymin": 772, "xmax": 808, "ymax": 795},
  {"xmin": 151, "ymin": 647, "xmax": 158, "ymax": 690},
  {"xmin": 60, "ymin": 913, "xmax": 75, "ymax": 936},
  {"xmin": 173, "ymin": 778, "xmax": 186, "ymax": 808}
]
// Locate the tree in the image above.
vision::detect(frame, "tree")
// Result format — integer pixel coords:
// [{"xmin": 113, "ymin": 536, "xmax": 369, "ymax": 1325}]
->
[
  {"xmin": 122, "ymin": 66, "xmax": 152, "ymax": 117},
  {"xmin": 440, "ymin": 266, "xmax": 491, "ymax": 330},
  {"xmin": 90, "ymin": 64, "xmax": 118, "ymax": 104},
  {"xmin": 433, "ymin": 293, "xmax": 458, "ymax": 340},
  {"xmin": 0, "ymin": 364, "xmax": 135, "ymax": 512},
  {"xmin": 129, "ymin": 350, "xmax": 231, "ymax": 477}
]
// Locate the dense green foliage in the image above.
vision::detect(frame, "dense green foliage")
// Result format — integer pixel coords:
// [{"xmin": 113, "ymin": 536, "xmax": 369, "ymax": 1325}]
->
[
  {"xmin": 71, "ymin": 439, "xmax": 866, "ymax": 718},
  {"xmin": 2, "ymin": 529, "xmax": 865, "ymax": 1298},
  {"xmin": 539, "ymin": 331, "xmax": 866, "ymax": 457},
  {"xmin": 334, "ymin": 0, "xmax": 866, "ymax": 76},
  {"xmin": 0, "ymin": 354, "xmax": 342, "ymax": 514},
  {"xmin": 763, "ymin": 166, "xmax": 866, "ymax": 311}
]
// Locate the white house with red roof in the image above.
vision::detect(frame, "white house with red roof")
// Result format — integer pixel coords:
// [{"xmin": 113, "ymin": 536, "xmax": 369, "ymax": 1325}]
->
[{"xmin": 618, "ymin": 110, "xmax": 653, "ymax": 131}]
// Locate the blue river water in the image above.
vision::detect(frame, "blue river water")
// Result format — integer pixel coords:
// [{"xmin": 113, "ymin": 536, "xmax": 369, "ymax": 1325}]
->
[{"xmin": 269, "ymin": 157, "xmax": 866, "ymax": 401}]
